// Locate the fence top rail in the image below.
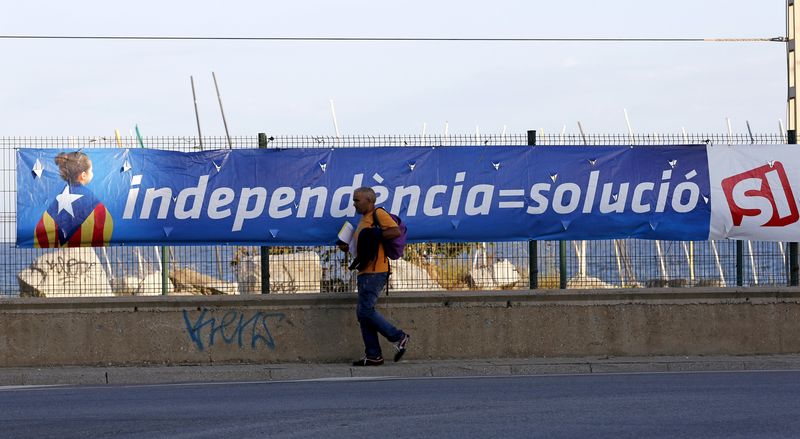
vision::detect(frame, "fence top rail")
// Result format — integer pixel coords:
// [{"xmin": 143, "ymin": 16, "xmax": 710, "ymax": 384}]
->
[{"xmin": 0, "ymin": 132, "xmax": 787, "ymax": 150}]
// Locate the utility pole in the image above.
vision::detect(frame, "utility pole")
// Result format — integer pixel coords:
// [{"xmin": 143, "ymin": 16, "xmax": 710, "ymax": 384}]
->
[
  {"xmin": 788, "ymin": 1, "xmax": 799, "ymax": 285},
  {"xmin": 790, "ymin": 1, "xmax": 800, "ymax": 131}
]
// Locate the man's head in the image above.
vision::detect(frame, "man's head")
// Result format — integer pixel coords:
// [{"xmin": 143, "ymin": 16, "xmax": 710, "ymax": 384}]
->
[{"xmin": 353, "ymin": 187, "xmax": 376, "ymax": 215}]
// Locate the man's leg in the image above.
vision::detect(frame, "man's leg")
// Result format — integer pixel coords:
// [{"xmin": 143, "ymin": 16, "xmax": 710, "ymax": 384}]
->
[{"xmin": 356, "ymin": 273, "xmax": 404, "ymax": 358}]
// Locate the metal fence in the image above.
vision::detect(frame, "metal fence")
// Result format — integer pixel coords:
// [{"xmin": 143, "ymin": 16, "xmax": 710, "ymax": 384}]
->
[{"xmin": 0, "ymin": 132, "xmax": 791, "ymax": 297}]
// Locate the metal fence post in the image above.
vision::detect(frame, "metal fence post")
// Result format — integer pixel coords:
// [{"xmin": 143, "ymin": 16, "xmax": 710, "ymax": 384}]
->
[
  {"xmin": 258, "ymin": 132, "xmax": 271, "ymax": 294},
  {"xmin": 559, "ymin": 241, "xmax": 567, "ymax": 289},
  {"xmin": 161, "ymin": 246, "xmax": 169, "ymax": 295},
  {"xmin": 547, "ymin": 126, "xmax": 567, "ymax": 289},
  {"xmin": 526, "ymin": 130, "xmax": 538, "ymax": 289},
  {"xmin": 736, "ymin": 240, "xmax": 743, "ymax": 287},
  {"xmin": 789, "ymin": 130, "xmax": 799, "ymax": 286}
]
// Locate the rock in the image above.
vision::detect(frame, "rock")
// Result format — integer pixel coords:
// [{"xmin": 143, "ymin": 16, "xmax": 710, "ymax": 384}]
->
[
  {"xmin": 235, "ymin": 251, "xmax": 322, "ymax": 294},
  {"xmin": 667, "ymin": 279, "xmax": 688, "ymax": 288},
  {"xmin": 492, "ymin": 259, "xmax": 520, "ymax": 288},
  {"xmin": 645, "ymin": 279, "xmax": 667, "ymax": 288},
  {"xmin": 567, "ymin": 274, "xmax": 616, "ymax": 289},
  {"xmin": 467, "ymin": 267, "xmax": 497, "ymax": 289},
  {"xmin": 111, "ymin": 272, "xmax": 176, "ymax": 296},
  {"xmin": 110, "ymin": 276, "xmax": 140, "ymax": 296},
  {"xmin": 321, "ymin": 260, "xmax": 355, "ymax": 293},
  {"xmin": 138, "ymin": 271, "xmax": 175, "ymax": 296},
  {"xmin": 467, "ymin": 259, "xmax": 520, "ymax": 290},
  {"xmin": 387, "ymin": 258, "xmax": 443, "ymax": 291},
  {"xmin": 18, "ymin": 248, "xmax": 113, "ymax": 297},
  {"xmin": 695, "ymin": 278, "xmax": 726, "ymax": 288},
  {"xmin": 169, "ymin": 267, "xmax": 237, "ymax": 295}
]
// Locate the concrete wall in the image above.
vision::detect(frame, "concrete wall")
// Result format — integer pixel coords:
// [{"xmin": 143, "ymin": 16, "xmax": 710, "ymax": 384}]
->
[{"xmin": 1, "ymin": 288, "xmax": 799, "ymax": 367}]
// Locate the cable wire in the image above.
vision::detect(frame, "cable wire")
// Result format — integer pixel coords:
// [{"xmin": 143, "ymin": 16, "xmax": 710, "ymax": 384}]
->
[{"xmin": 0, "ymin": 35, "xmax": 788, "ymax": 43}]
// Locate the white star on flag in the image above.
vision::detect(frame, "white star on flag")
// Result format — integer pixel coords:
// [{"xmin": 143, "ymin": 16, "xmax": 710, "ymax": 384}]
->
[{"xmin": 56, "ymin": 186, "xmax": 83, "ymax": 217}]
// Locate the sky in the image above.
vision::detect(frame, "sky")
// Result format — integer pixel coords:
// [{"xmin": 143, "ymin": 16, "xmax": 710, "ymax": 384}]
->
[{"xmin": 0, "ymin": 1, "xmax": 788, "ymax": 137}]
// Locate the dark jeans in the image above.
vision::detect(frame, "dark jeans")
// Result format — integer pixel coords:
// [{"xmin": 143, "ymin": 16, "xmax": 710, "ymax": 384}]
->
[{"xmin": 356, "ymin": 272, "xmax": 404, "ymax": 358}]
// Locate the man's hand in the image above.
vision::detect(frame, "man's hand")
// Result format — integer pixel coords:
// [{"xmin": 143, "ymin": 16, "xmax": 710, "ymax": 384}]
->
[{"xmin": 337, "ymin": 241, "xmax": 349, "ymax": 253}]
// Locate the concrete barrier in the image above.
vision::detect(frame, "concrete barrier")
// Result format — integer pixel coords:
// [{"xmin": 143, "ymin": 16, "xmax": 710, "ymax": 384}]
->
[{"xmin": 0, "ymin": 287, "xmax": 799, "ymax": 367}]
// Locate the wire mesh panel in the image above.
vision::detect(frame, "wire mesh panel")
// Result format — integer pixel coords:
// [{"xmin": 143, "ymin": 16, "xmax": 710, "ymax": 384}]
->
[{"xmin": 0, "ymin": 133, "xmax": 791, "ymax": 297}]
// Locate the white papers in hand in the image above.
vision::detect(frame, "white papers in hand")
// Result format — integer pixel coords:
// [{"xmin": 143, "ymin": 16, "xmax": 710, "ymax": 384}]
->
[{"xmin": 338, "ymin": 221, "xmax": 357, "ymax": 256}]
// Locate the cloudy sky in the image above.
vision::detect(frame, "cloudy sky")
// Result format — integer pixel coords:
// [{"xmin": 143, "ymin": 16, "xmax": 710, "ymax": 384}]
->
[{"xmin": 0, "ymin": 1, "xmax": 787, "ymax": 137}]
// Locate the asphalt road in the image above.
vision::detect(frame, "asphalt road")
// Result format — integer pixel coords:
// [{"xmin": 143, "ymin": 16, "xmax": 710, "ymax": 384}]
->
[{"xmin": 1, "ymin": 370, "xmax": 799, "ymax": 438}]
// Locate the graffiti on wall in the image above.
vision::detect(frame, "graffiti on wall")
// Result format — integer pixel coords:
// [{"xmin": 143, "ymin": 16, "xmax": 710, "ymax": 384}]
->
[
  {"xmin": 183, "ymin": 308, "xmax": 286, "ymax": 352},
  {"xmin": 44, "ymin": 255, "xmax": 97, "ymax": 285}
]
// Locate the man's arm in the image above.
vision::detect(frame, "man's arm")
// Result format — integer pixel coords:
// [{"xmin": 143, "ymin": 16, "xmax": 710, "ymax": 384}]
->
[
  {"xmin": 382, "ymin": 226, "xmax": 401, "ymax": 240},
  {"xmin": 374, "ymin": 209, "xmax": 401, "ymax": 240}
]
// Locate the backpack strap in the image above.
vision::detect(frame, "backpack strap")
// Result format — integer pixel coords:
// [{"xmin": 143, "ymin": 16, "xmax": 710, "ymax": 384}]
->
[
  {"xmin": 371, "ymin": 207, "xmax": 384, "ymax": 229},
  {"xmin": 372, "ymin": 208, "xmax": 392, "ymax": 295}
]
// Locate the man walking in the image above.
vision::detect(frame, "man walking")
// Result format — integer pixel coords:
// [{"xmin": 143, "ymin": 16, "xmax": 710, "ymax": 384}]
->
[{"xmin": 338, "ymin": 187, "xmax": 410, "ymax": 366}]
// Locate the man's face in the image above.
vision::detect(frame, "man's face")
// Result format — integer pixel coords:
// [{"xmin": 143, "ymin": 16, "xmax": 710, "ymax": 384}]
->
[{"xmin": 353, "ymin": 191, "xmax": 373, "ymax": 215}]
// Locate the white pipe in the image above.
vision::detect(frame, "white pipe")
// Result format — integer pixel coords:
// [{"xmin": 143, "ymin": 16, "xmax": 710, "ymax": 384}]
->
[
  {"xmin": 136, "ymin": 248, "xmax": 144, "ymax": 277},
  {"xmin": 779, "ymin": 119, "xmax": 786, "ymax": 142},
  {"xmin": 577, "ymin": 121, "xmax": 587, "ymax": 145},
  {"xmin": 710, "ymin": 241, "xmax": 726, "ymax": 285},
  {"xmin": 154, "ymin": 246, "xmax": 162, "ymax": 273},
  {"xmin": 190, "ymin": 76, "xmax": 204, "ymax": 150},
  {"xmin": 329, "ymin": 99, "xmax": 341, "ymax": 137},
  {"xmin": 580, "ymin": 240, "xmax": 587, "ymax": 277},
  {"xmin": 726, "ymin": 117, "xmax": 733, "ymax": 145},
  {"xmin": 212, "ymin": 71, "xmax": 233, "ymax": 149},
  {"xmin": 779, "ymin": 242, "xmax": 787, "ymax": 282},
  {"xmin": 101, "ymin": 247, "xmax": 113, "ymax": 280},
  {"xmin": 748, "ymin": 240, "xmax": 758, "ymax": 285},
  {"xmin": 560, "ymin": 124, "xmax": 566, "ymax": 144},
  {"xmin": 681, "ymin": 127, "xmax": 689, "ymax": 144},
  {"xmin": 215, "ymin": 246, "xmax": 224, "ymax": 280},
  {"xmin": 682, "ymin": 241, "xmax": 695, "ymax": 284},
  {"xmin": 654, "ymin": 240, "xmax": 668, "ymax": 281},
  {"xmin": 624, "ymin": 108, "xmax": 634, "ymax": 144},
  {"xmin": 614, "ymin": 240, "xmax": 625, "ymax": 286},
  {"xmin": 573, "ymin": 241, "xmax": 583, "ymax": 277}
]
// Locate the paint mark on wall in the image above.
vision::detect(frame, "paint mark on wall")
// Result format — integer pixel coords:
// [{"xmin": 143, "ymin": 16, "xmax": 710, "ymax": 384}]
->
[{"xmin": 183, "ymin": 308, "xmax": 286, "ymax": 352}]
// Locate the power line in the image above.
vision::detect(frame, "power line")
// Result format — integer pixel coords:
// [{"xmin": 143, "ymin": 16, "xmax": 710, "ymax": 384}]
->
[{"xmin": 0, "ymin": 35, "xmax": 787, "ymax": 43}]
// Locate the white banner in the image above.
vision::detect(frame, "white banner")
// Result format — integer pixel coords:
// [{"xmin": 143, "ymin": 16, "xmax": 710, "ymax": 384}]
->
[{"xmin": 708, "ymin": 144, "xmax": 800, "ymax": 241}]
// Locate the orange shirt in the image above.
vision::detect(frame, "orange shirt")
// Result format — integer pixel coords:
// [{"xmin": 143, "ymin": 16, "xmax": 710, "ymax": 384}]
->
[{"xmin": 354, "ymin": 208, "xmax": 398, "ymax": 274}]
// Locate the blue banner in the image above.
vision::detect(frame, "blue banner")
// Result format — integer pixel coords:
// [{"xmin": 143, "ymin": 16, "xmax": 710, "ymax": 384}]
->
[{"xmin": 16, "ymin": 146, "xmax": 711, "ymax": 247}]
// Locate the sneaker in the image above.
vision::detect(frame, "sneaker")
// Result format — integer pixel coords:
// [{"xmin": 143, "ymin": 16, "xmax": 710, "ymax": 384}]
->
[
  {"xmin": 393, "ymin": 334, "xmax": 410, "ymax": 362},
  {"xmin": 352, "ymin": 356, "xmax": 384, "ymax": 366}
]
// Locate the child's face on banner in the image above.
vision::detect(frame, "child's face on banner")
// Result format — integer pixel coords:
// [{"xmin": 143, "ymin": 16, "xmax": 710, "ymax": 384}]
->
[{"xmin": 78, "ymin": 162, "xmax": 93, "ymax": 185}]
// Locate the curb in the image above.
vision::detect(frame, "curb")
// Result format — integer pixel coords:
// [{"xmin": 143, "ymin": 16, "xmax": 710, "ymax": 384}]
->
[{"xmin": 2, "ymin": 355, "xmax": 800, "ymax": 386}]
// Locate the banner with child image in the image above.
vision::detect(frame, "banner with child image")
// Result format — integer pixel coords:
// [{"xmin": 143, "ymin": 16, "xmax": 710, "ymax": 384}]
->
[{"xmin": 15, "ymin": 144, "xmax": 798, "ymax": 247}]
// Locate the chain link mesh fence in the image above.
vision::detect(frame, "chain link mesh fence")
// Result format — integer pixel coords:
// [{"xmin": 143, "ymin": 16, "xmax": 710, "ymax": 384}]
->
[{"xmin": 0, "ymin": 133, "xmax": 790, "ymax": 297}]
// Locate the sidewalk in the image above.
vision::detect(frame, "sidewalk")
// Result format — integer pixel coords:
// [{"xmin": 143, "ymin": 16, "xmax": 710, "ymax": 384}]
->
[{"xmin": 2, "ymin": 355, "xmax": 800, "ymax": 386}]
